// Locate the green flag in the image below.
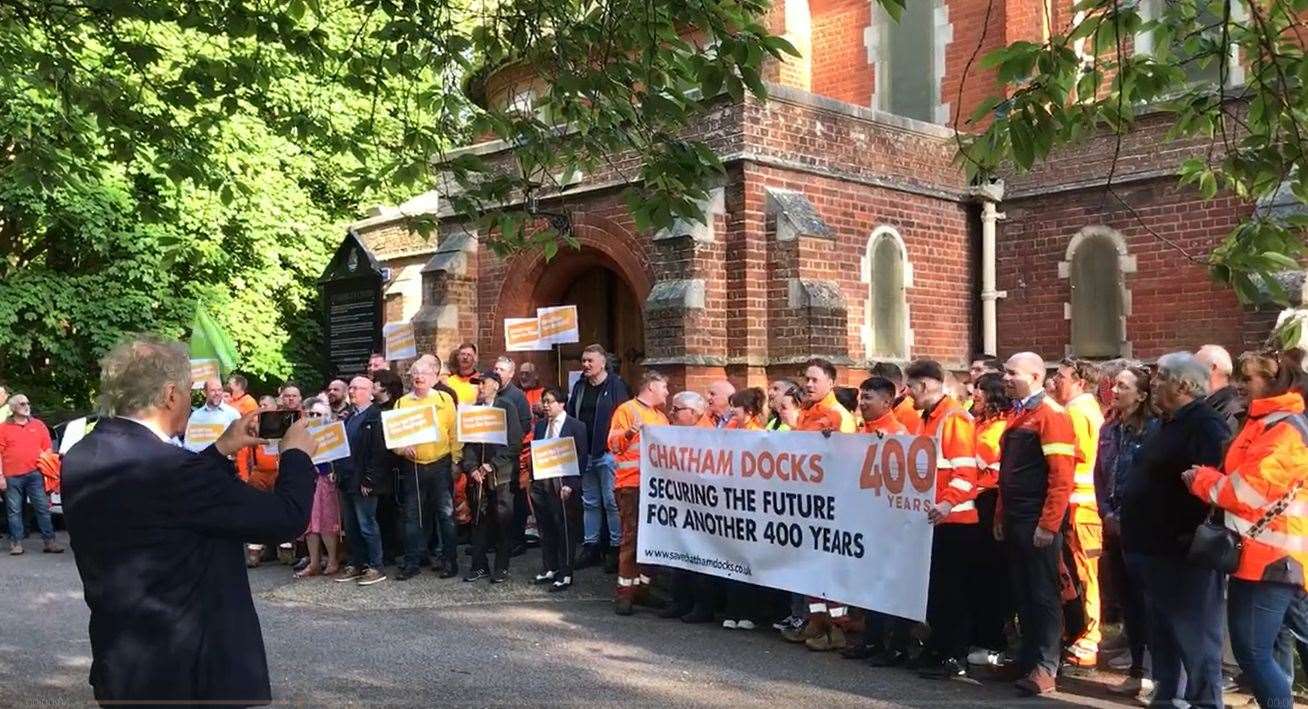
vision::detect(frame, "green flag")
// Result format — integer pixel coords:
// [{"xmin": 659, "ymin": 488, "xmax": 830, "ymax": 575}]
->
[{"xmin": 189, "ymin": 306, "xmax": 239, "ymax": 377}]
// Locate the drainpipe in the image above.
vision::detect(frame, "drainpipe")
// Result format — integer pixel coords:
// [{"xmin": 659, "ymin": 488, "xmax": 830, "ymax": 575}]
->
[{"xmin": 975, "ymin": 182, "xmax": 1007, "ymax": 356}]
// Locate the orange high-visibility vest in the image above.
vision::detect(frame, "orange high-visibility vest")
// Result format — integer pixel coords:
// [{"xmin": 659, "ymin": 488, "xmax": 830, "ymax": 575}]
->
[
  {"xmin": 1190, "ymin": 392, "xmax": 1308, "ymax": 589},
  {"xmin": 862, "ymin": 411, "xmax": 907, "ymax": 435},
  {"xmin": 895, "ymin": 396, "xmax": 922, "ymax": 435},
  {"xmin": 798, "ymin": 392, "xmax": 856, "ymax": 433},
  {"xmin": 921, "ymin": 396, "xmax": 979, "ymax": 524},
  {"xmin": 608, "ymin": 397, "xmax": 668, "ymax": 489},
  {"xmin": 974, "ymin": 415, "xmax": 1007, "ymax": 489}
]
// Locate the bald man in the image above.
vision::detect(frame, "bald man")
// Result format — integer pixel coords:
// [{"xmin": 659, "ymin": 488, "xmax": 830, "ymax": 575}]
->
[
  {"xmin": 998, "ymin": 352, "xmax": 1078, "ymax": 696},
  {"xmin": 1196, "ymin": 344, "xmax": 1244, "ymax": 435},
  {"xmin": 334, "ymin": 376, "xmax": 389, "ymax": 585},
  {"xmin": 183, "ymin": 378, "xmax": 241, "ymax": 452}
]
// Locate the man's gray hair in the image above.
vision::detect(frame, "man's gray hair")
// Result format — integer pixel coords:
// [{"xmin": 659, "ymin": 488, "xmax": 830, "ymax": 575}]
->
[
  {"xmin": 1195, "ymin": 344, "xmax": 1234, "ymax": 376},
  {"xmin": 672, "ymin": 391, "xmax": 707, "ymax": 414},
  {"xmin": 98, "ymin": 335, "xmax": 191, "ymax": 417},
  {"xmin": 494, "ymin": 355, "xmax": 516, "ymax": 372},
  {"xmin": 1157, "ymin": 351, "xmax": 1211, "ymax": 398}
]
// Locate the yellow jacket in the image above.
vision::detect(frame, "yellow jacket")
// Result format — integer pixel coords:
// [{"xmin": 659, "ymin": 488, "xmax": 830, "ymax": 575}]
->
[
  {"xmin": 396, "ymin": 390, "xmax": 462, "ymax": 465},
  {"xmin": 1066, "ymin": 392, "xmax": 1103, "ymax": 507}
]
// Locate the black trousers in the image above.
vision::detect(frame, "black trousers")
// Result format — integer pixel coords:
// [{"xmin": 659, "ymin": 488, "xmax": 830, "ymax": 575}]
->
[
  {"xmin": 510, "ymin": 471, "xmax": 529, "ymax": 547},
  {"xmin": 926, "ymin": 523, "xmax": 980, "ymax": 660},
  {"xmin": 530, "ymin": 479, "xmax": 579, "ymax": 577},
  {"xmin": 971, "ymin": 489, "xmax": 1013, "ymax": 650},
  {"xmin": 470, "ymin": 482, "xmax": 514, "ymax": 574},
  {"xmin": 1006, "ymin": 521, "xmax": 1064, "ymax": 676}
]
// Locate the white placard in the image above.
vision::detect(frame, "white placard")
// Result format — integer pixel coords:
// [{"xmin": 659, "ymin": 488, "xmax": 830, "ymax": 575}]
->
[
  {"xmin": 309, "ymin": 420, "xmax": 351, "ymax": 464},
  {"xmin": 383, "ymin": 322, "xmax": 418, "ymax": 361},
  {"xmin": 381, "ymin": 405, "xmax": 441, "ymax": 449},
  {"xmin": 531, "ymin": 437, "xmax": 581, "ymax": 480},
  {"xmin": 456, "ymin": 405, "xmax": 508, "ymax": 445},
  {"xmin": 58, "ymin": 418, "xmax": 88, "ymax": 455},
  {"xmin": 536, "ymin": 305, "xmax": 579, "ymax": 345},
  {"xmin": 637, "ymin": 426, "xmax": 938, "ymax": 622},
  {"xmin": 504, "ymin": 318, "xmax": 547, "ymax": 352}
]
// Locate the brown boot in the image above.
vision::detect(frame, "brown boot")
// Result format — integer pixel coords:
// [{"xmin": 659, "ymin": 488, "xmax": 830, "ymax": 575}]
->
[
  {"xmin": 1015, "ymin": 668, "xmax": 1056, "ymax": 696},
  {"xmin": 43, "ymin": 539, "xmax": 64, "ymax": 553},
  {"xmin": 614, "ymin": 596, "xmax": 635, "ymax": 616},
  {"xmin": 806, "ymin": 626, "xmax": 847, "ymax": 652},
  {"xmin": 8, "ymin": 542, "xmax": 22, "ymax": 556},
  {"xmin": 782, "ymin": 616, "xmax": 827, "ymax": 643}
]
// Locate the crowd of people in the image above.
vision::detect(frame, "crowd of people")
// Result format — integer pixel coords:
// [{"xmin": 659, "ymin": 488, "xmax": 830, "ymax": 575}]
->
[{"xmin": 7, "ymin": 337, "xmax": 1308, "ymax": 708}]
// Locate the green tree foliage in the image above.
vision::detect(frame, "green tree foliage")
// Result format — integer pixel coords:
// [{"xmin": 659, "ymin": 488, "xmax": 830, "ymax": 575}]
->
[
  {"xmin": 0, "ymin": 0, "xmax": 794, "ymax": 411},
  {"xmin": 956, "ymin": 0, "xmax": 1308, "ymax": 306}
]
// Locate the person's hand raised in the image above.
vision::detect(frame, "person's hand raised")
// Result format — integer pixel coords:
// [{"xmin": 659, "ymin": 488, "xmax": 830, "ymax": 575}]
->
[
  {"xmin": 215, "ymin": 414, "xmax": 267, "ymax": 458},
  {"xmin": 279, "ymin": 418, "xmax": 320, "ymax": 459}
]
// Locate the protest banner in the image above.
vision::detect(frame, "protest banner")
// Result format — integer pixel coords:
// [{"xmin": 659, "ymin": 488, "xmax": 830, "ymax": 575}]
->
[
  {"xmin": 381, "ymin": 405, "xmax": 441, "ymax": 449},
  {"xmin": 536, "ymin": 305, "xmax": 579, "ymax": 345},
  {"xmin": 504, "ymin": 318, "xmax": 545, "ymax": 352},
  {"xmin": 637, "ymin": 426, "xmax": 937, "ymax": 621},
  {"xmin": 189, "ymin": 359, "xmax": 221, "ymax": 389},
  {"xmin": 309, "ymin": 420, "xmax": 351, "ymax": 464},
  {"xmin": 531, "ymin": 437, "xmax": 581, "ymax": 481},
  {"xmin": 456, "ymin": 405, "xmax": 508, "ymax": 445},
  {"xmin": 383, "ymin": 322, "xmax": 418, "ymax": 361},
  {"xmin": 184, "ymin": 422, "xmax": 226, "ymax": 450}
]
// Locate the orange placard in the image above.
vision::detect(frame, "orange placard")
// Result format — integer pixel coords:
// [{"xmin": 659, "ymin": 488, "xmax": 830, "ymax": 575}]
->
[
  {"xmin": 184, "ymin": 422, "xmax": 225, "ymax": 449},
  {"xmin": 504, "ymin": 318, "xmax": 545, "ymax": 352},
  {"xmin": 190, "ymin": 359, "xmax": 221, "ymax": 389},
  {"xmin": 457, "ymin": 405, "xmax": 508, "ymax": 444},
  {"xmin": 381, "ymin": 405, "xmax": 441, "ymax": 449},
  {"xmin": 531, "ymin": 437, "xmax": 580, "ymax": 480},
  {"xmin": 384, "ymin": 322, "xmax": 417, "ymax": 360},
  {"xmin": 537, "ymin": 305, "xmax": 579, "ymax": 344},
  {"xmin": 310, "ymin": 420, "xmax": 351, "ymax": 464}
]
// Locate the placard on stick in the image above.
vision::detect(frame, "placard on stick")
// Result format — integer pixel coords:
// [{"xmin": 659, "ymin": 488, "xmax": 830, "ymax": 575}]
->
[
  {"xmin": 505, "ymin": 318, "xmax": 546, "ymax": 352},
  {"xmin": 383, "ymin": 322, "xmax": 418, "ymax": 361},
  {"xmin": 531, "ymin": 437, "xmax": 580, "ymax": 480},
  {"xmin": 456, "ymin": 405, "xmax": 508, "ymax": 445},
  {"xmin": 537, "ymin": 305, "xmax": 579, "ymax": 345},
  {"xmin": 309, "ymin": 420, "xmax": 351, "ymax": 464},
  {"xmin": 381, "ymin": 405, "xmax": 441, "ymax": 449}
]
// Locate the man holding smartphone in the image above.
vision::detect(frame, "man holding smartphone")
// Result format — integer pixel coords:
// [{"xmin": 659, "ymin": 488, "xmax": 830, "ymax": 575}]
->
[{"xmin": 61, "ymin": 334, "xmax": 319, "ymax": 705}]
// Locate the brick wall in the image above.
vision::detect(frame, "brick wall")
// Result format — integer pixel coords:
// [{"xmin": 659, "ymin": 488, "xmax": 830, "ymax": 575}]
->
[
  {"xmin": 998, "ymin": 176, "xmax": 1273, "ymax": 361},
  {"xmin": 809, "ymin": 0, "xmax": 873, "ymax": 105}
]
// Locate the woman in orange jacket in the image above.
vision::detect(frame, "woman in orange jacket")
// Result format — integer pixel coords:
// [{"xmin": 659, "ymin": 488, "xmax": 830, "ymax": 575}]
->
[
  {"xmin": 968, "ymin": 372, "xmax": 1015, "ymax": 665},
  {"xmin": 1183, "ymin": 348, "xmax": 1308, "ymax": 709}
]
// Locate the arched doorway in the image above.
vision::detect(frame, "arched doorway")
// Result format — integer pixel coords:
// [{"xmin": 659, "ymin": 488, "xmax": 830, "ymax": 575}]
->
[{"xmin": 529, "ymin": 248, "xmax": 646, "ymax": 388}]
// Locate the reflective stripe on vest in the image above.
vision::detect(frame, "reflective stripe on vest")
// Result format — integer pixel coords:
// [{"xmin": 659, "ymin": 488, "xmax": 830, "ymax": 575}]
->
[
  {"xmin": 1227, "ymin": 514, "xmax": 1308, "ymax": 553},
  {"xmin": 616, "ymin": 460, "xmax": 639, "ymax": 470}
]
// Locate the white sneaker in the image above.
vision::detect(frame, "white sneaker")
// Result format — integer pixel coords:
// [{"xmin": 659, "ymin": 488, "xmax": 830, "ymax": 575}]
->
[
  {"xmin": 966, "ymin": 647, "xmax": 1002, "ymax": 666},
  {"xmin": 736, "ymin": 619, "xmax": 755, "ymax": 630},
  {"xmin": 722, "ymin": 620, "xmax": 737, "ymax": 629}
]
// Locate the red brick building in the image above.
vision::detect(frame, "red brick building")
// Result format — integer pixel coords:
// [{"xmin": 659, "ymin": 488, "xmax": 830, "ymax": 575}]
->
[{"xmin": 348, "ymin": 0, "xmax": 1288, "ymax": 390}]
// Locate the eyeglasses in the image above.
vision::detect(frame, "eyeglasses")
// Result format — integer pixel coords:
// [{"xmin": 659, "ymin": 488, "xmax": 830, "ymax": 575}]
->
[{"xmin": 670, "ymin": 405, "xmax": 690, "ymax": 413}]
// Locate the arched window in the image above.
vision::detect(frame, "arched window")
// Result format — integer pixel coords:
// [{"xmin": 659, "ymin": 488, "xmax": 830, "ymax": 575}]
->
[
  {"xmin": 1062, "ymin": 227, "xmax": 1133, "ymax": 358},
  {"xmin": 863, "ymin": 227, "xmax": 911, "ymax": 359},
  {"xmin": 869, "ymin": 0, "xmax": 950, "ymax": 123}
]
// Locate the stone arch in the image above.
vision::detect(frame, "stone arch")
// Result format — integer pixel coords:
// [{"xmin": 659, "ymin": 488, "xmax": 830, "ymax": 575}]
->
[
  {"xmin": 860, "ymin": 225, "xmax": 913, "ymax": 360},
  {"xmin": 1058, "ymin": 226, "xmax": 1136, "ymax": 358}
]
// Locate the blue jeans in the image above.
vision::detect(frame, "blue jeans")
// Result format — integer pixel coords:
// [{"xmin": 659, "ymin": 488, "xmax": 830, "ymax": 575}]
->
[
  {"xmin": 1229, "ymin": 578, "xmax": 1308, "ymax": 709},
  {"xmin": 5, "ymin": 471, "xmax": 54, "ymax": 542},
  {"xmin": 581, "ymin": 453, "xmax": 620, "ymax": 546},
  {"xmin": 341, "ymin": 492, "xmax": 383, "ymax": 570},
  {"xmin": 1127, "ymin": 553, "xmax": 1224, "ymax": 708}
]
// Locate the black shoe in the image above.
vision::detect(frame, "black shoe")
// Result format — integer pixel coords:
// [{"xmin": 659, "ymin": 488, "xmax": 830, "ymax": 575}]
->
[
  {"xmin": 463, "ymin": 568, "xmax": 489, "ymax": 582},
  {"xmin": 490, "ymin": 570, "xmax": 509, "ymax": 584},
  {"xmin": 438, "ymin": 567, "xmax": 459, "ymax": 579},
  {"xmin": 549, "ymin": 577, "xmax": 573, "ymax": 592},
  {"xmin": 510, "ymin": 543, "xmax": 527, "ymax": 558},
  {"xmin": 659, "ymin": 604, "xmax": 693, "ymax": 620},
  {"xmin": 575, "ymin": 546, "xmax": 601, "ymax": 569},
  {"xmin": 681, "ymin": 607, "xmax": 714, "ymax": 623},
  {"xmin": 841, "ymin": 642, "xmax": 876, "ymax": 660},
  {"xmin": 919, "ymin": 657, "xmax": 968, "ymax": 680},
  {"xmin": 603, "ymin": 549, "xmax": 619, "ymax": 574},
  {"xmin": 395, "ymin": 568, "xmax": 420, "ymax": 581},
  {"xmin": 866, "ymin": 649, "xmax": 908, "ymax": 668},
  {"xmin": 615, "ymin": 597, "xmax": 635, "ymax": 615}
]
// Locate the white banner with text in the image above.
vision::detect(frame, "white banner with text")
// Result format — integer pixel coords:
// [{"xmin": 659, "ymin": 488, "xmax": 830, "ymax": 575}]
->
[{"xmin": 637, "ymin": 426, "xmax": 937, "ymax": 621}]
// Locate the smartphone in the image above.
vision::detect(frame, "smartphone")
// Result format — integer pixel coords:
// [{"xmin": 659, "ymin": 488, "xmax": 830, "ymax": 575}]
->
[{"xmin": 258, "ymin": 409, "xmax": 301, "ymax": 440}]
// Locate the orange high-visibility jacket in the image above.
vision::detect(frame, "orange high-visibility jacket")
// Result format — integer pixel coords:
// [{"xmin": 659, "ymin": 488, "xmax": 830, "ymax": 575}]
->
[
  {"xmin": 975, "ymin": 415, "xmax": 1008, "ymax": 489},
  {"xmin": 921, "ymin": 396, "xmax": 979, "ymax": 524},
  {"xmin": 1190, "ymin": 391, "xmax": 1308, "ymax": 589},
  {"xmin": 608, "ymin": 397, "xmax": 669, "ymax": 489},
  {"xmin": 798, "ymin": 392, "xmax": 857, "ymax": 434},
  {"xmin": 1066, "ymin": 393, "xmax": 1103, "ymax": 508},
  {"xmin": 237, "ymin": 444, "xmax": 279, "ymax": 490},
  {"xmin": 895, "ymin": 396, "xmax": 922, "ymax": 435},
  {"xmin": 863, "ymin": 411, "xmax": 907, "ymax": 435}
]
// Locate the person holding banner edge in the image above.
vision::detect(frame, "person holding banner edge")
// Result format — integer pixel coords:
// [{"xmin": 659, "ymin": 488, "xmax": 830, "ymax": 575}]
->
[
  {"xmin": 609, "ymin": 369, "xmax": 669, "ymax": 615},
  {"xmin": 530, "ymin": 386, "xmax": 587, "ymax": 591}
]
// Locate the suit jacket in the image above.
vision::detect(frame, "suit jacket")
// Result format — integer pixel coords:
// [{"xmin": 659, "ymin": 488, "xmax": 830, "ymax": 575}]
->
[
  {"xmin": 61, "ymin": 417, "xmax": 315, "ymax": 705},
  {"xmin": 335, "ymin": 404, "xmax": 389, "ymax": 495},
  {"xmin": 532, "ymin": 414, "xmax": 588, "ymax": 489},
  {"xmin": 460, "ymin": 397, "xmax": 523, "ymax": 486}
]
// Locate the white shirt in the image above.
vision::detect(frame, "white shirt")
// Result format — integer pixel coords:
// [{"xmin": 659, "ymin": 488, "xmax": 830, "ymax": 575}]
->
[
  {"xmin": 544, "ymin": 411, "xmax": 567, "ymax": 439},
  {"xmin": 183, "ymin": 403, "xmax": 240, "ymax": 452}
]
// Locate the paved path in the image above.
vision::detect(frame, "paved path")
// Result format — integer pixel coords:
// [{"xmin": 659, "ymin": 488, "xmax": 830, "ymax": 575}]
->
[{"xmin": 1, "ymin": 532, "xmax": 1147, "ymax": 706}]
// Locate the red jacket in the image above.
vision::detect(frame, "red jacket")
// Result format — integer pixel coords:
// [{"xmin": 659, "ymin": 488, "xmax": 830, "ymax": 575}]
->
[{"xmin": 997, "ymin": 393, "xmax": 1077, "ymax": 533}]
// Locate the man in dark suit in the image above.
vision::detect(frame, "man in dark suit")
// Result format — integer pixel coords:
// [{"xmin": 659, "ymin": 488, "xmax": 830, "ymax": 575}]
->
[
  {"xmin": 530, "ymin": 385, "xmax": 588, "ymax": 591},
  {"xmin": 61, "ymin": 335, "xmax": 319, "ymax": 706}
]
